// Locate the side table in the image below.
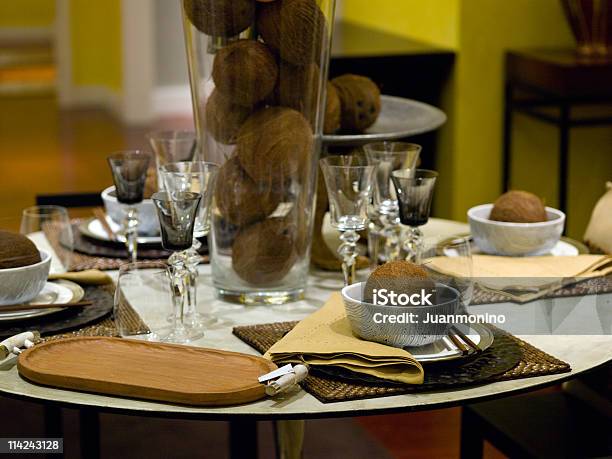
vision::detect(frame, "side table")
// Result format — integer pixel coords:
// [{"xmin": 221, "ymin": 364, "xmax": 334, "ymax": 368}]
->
[{"xmin": 503, "ymin": 49, "xmax": 612, "ymax": 222}]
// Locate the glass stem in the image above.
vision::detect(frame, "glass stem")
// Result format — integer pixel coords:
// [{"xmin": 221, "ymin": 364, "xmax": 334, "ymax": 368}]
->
[
  {"xmin": 382, "ymin": 213, "xmax": 401, "ymax": 262},
  {"xmin": 338, "ymin": 229, "xmax": 360, "ymax": 286},
  {"xmin": 403, "ymin": 226, "xmax": 424, "ymax": 263},
  {"xmin": 169, "ymin": 253, "xmax": 188, "ymax": 337},
  {"xmin": 367, "ymin": 220, "xmax": 381, "ymax": 269},
  {"xmin": 124, "ymin": 206, "xmax": 139, "ymax": 263},
  {"xmin": 183, "ymin": 247, "xmax": 200, "ymax": 322}
]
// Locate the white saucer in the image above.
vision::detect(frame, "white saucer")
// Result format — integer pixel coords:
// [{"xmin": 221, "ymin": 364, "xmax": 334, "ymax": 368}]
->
[
  {"xmin": 80, "ymin": 218, "xmax": 161, "ymax": 245},
  {"xmin": 405, "ymin": 323, "xmax": 494, "ymax": 363},
  {"xmin": 443, "ymin": 238, "xmax": 579, "ymax": 258},
  {"xmin": 0, "ymin": 280, "xmax": 84, "ymax": 322}
]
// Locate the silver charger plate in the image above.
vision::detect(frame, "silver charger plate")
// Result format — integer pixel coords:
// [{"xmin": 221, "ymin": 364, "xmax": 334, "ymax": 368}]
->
[
  {"xmin": 80, "ymin": 218, "xmax": 161, "ymax": 245},
  {"xmin": 0, "ymin": 280, "xmax": 84, "ymax": 322},
  {"xmin": 405, "ymin": 323, "xmax": 494, "ymax": 363},
  {"xmin": 322, "ymin": 95, "xmax": 447, "ymax": 146}
]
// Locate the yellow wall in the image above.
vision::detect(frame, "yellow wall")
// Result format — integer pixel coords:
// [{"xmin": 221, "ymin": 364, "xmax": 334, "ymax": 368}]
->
[
  {"xmin": 344, "ymin": 0, "xmax": 612, "ymax": 238},
  {"xmin": 69, "ymin": 0, "xmax": 122, "ymax": 92},
  {"xmin": 342, "ymin": 0, "xmax": 459, "ymax": 49},
  {"xmin": 0, "ymin": 0, "xmax": 55, "ymax": 27}
]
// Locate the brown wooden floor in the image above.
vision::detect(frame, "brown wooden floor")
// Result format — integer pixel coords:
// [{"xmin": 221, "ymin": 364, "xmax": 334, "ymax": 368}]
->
[{"xmin": 0, "ymin": 94, "xmax": 514, "ymax": 458}]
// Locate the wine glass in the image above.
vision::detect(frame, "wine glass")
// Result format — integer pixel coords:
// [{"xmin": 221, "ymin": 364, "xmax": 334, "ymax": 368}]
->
[
  {"xmin": 152, "ymin": 191, "xmax": 202, "ymax": 343},
  {"xmin": 320, "ymin": 155, "xmax": 377, "ymax": 286},
  {"xmin": 20, "ymin": 205, "xmax": 74, "ymax": 272},
  {"xmin": 114, "ymin": 262, "xmax": 174, "ymax": 340},
  {"xmin": 159, "ymin": 161, "xmax": 219, "ymax": 327},
  {"xmin": 364, "ymin": 142, "xmax": 421, "ymax": 265},
  {"xmin": 391, "ymin": 169, "xmax": 438, "ymax": 263},
  {"xmin": 107, "ymin": 150, "xmax": 151, "ymax": 263},
  {"xmin": 146, "ymin": 130, "xmax": 197, "ymax": 190}
]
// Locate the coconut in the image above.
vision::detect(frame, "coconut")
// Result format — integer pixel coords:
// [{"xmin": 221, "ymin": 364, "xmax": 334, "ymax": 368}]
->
[
  {"xmin": 212, "ymin": 39, "xmax": 278, "ymax": 106},
  {"xmin": 183, "ymin": 0, "xmax": 255, "ymax": 37},
  {"xmin": 324, "ymin": 82, "xmax": 341, "ymax": 134},
  {"xmin": 232, "ymin": 218, "xmax": 298, "ymax": 285},
  {"xmin": 214, "ymin": 156, "xmax": 282, "ymax": 227},
  {"xmin": 275, "ymin": 61, "xmax": 320, "ymax": 124},
  {"xmin": 0, "ymin": 230, "xmax": 41, "ymax": 269},
  {"xmin": 235, "ymin": 106, "xmax": 313, "ymax": 184},
  {"xmin": 256, "ymin": 0, "xmax": 327, "ymax": 65},
  {"xmin": 490, "ymin": 190, "xmax": 547, "ymax": 223},
  {"xmin": 205, "ymin": 89, "xmax": 254, "ymax": 144},
  {"xmin": 331, "ymin": 74, "xmax": 381, "ymax": 132},
  {"xmin": 363, "ymin": 260, "xmax": 435, "ymax": 304}
]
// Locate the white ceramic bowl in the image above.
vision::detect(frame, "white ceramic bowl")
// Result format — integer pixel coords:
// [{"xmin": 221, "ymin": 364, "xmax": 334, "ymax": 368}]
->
[
  {"xmin": 101, "ymin": 186, "xmax": 158, "ymax": 236},
  {"xmin": 341, "ymin": 282, "xmax": 460, "ymax": 348},
  {"xmin": 0, "ymin": 250, "xmax": 51, "ymax": 306},
  {"xmin": 468, "ymin": 204, "xmax": 565, "ymax": 256}
]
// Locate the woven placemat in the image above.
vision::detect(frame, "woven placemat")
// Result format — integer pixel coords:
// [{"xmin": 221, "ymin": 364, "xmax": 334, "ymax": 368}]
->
[
  {"xmin": 46, "ymin": 219, "xmax": 208, "ymax": 271},
  {"xmin": 233, "ymin": 321, "xmax": 571, "ymax": 403}
]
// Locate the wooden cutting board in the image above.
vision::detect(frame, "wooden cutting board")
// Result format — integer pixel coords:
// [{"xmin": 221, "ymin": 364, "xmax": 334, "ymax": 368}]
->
[{"xmin": 18, "ymin": 337, "xmax": 276, "ymax": 406}]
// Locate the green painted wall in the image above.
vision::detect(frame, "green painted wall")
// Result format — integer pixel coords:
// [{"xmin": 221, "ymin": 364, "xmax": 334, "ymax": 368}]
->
[
  {"xmin": 0, "ymin": 0, "xmax": 55, "ymax": 27},
  {"xmin": 69, "ymin": 0, "xmax": 122, "ymax": 92}
]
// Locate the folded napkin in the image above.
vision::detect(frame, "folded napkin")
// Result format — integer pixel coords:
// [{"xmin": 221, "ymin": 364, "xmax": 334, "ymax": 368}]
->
[
  {"xmin": 265, "ymin": 293, "xmax": 424, "ymax": 384},
  {"xmin": 426, "ymin": 254, "xmax": 612, "ymax": 302},
  {"xmin": 48, "ymin": 269, "xmax": 113, "ymax": 286}
]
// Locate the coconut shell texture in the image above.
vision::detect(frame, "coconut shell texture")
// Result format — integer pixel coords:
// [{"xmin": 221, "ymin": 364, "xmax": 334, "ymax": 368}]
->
[
  {"xmin": 324, "ymin": 81, "xmax": 341, "ymax": 134},
  {"xmin": 232, "ymin": 218, "xmax": 298, "ymax": 285},
  {"xmin": 275, "ymin": 61, "xmax": 320, "ymax": 124},
  {"xmin": 256, "ymin": 0, "xmax": 327, "ymax": 65},
  {"xmin": 183, "ymin": 0, "xmax": 255, "ymax": 37},
  {"xmin": 212, "ymin": 39, "xmax": 278, "ymax": 106},
  {"xmin": 236, "ymin": 106, "xmax": 313, "ymax": 184},
  {"xmin": 332, "ymin": 74, "xmax": 381, "ymax": 132},
  {"xmin": 490, "ymin": 190, "xmax": 547, "ymax": 223},
  {"xmin": 0, "ymin": 230, "xmax": 41, "ymax": 269},
  {"xmin": 214, "ymin": 156, "xmax": 282, "ymax": 227},
  {"xmin": 205, "ymin": 89, "xmax": 254, "ymax": 144},
  {"xmin": 364, "ymin": 261, "xmax": 435, "ymax": 304}
]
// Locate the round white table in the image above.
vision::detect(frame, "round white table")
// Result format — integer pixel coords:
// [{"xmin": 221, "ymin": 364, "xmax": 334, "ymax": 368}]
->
[{"xmin": 5, "ymin": 219, "xmax": 611, "ymax": 457}]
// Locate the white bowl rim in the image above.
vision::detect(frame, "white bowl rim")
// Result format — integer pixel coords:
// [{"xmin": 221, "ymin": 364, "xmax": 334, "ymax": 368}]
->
[
  {"xmin": 341, "ymin": 281, "xmax": 460, "ymax": 311},
  {"xmin": 467, "ymin": 203, "xmax": 565, "ymax": 228},
  {"xmin": 101, "ymin": 185, "xmax": 153, "ymax": 203},
  {"xmin": 0, "ymin": 249, "xmax": 50, "ymax": 273}
]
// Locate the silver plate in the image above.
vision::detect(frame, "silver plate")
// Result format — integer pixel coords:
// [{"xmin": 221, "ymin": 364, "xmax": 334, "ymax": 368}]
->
[
  {"xmin": 405, "ymin": 323, "xmax": 494, "ymax": 363},
  {"xmin": 0, "ymin": 280, "xmax": 84, "ymax": 322},
  {"xmin": 79, "ymin": 218, "xmax": 162, "ymax": 245},
  {"xmin": 322, "ymin": 95, "xmax": 447, "ymax": 146}
]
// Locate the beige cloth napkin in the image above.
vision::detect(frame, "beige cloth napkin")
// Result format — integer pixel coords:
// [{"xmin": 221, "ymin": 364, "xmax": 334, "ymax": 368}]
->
[
  {"xmin": 427, "ymin": 254, "xmax": 612, "ymax": 302},
  {"xmin": 265, "ymin": 293, "xmax": 424, "ymax": 385},
  {"xmin": 48, "ymin": 269, "xmax": 113, "ymax": 286}
]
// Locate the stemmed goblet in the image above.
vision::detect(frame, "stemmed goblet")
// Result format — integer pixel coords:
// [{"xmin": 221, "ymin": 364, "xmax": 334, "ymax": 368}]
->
[
  {"xmin": 107, "ymin": 151, "xmax": 151, "ymax": 263},
  {"xmin": 364, "ymin": 142, "xmax": 421, "ymax": 265},
  {"xmin": 152, "ymin": 191, "xmax": 202, "ymax": 344},
  {"xmin": 320, "ymin": 155, "xmax": 376, "ymax": 286},
  {"xmin": 159, "ymin": 161, "xmax": 219, "ymax": 327},
  {"xmin": 391, "ymin": 169, "xmax": 438, "ymax": 263},
  {"xmin": 147, "ymin": 130, "xmax": 197, "ymax": 190}
]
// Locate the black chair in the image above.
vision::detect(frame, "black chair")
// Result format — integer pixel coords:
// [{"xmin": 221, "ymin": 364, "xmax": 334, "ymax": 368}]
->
[
  {"xmin": 35, "ymin": 192, "xmax": 103, "ymax": 208},
  {"xmin": 461, "ymin": 368, "xmax": 612, "ymax": 459}
]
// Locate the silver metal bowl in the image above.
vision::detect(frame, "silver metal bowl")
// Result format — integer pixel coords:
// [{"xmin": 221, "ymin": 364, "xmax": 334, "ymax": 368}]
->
[{"xmin": 341, "ymin": 281, "xmax": 461, "ymax": 348}]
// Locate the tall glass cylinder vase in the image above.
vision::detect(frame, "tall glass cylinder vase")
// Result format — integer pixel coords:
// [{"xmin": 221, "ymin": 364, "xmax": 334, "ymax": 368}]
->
[{"xmin": 182, "ymin": 0, "xmax": 336, "ymax": 304}]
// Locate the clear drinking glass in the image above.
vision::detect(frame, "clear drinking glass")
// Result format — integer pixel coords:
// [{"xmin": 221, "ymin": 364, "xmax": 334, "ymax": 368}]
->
[
  {"xmin": 114, "ymin": 262, "xmax": 174, "ymax": 340},
  {"xmin": 364, "ymin": 142, "xmax": 421, "ymax": 265},
  {"xmin": 152, "ymin": 191, "xmax": 202, "ymax": 343},
  {"xmin": 391, "ymin": 169, "xmax": 438, "ymax": 263},
  {"xmin": 20, "ymin": 205, "xmax": 74, "ymax": 272},
  {"xmin": 182, "ymin": 0, "xmax": 336, "ymax": 304},
  {"xmin": 107, "ymin": 151, "xmax": 151, "ymax": 263},
  {"xmin": 160, "ymin": 161, "xmax": 219, "ymax": 327},
  {"xmin": 320, "ymin": 155, "xmax": 376, "ymax": 286},
  {"xmin": 147, "ymin": 130, "xmax": 197, "ymax": 190}
]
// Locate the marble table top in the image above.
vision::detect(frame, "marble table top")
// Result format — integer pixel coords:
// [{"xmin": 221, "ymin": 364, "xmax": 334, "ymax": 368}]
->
[{"xmin": 3, "ymin": 219, "xmax": 610, "ymax": 420}]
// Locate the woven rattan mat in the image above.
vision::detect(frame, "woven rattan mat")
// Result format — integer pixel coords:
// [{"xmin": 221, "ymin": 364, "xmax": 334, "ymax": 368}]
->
[
  {"xmin": 233, "ymin": 321, "xmax": 571, "ymax": 403},
  {"xmin": 46, "ymin": 219, "xmax": 208, "ymax": 271}
]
